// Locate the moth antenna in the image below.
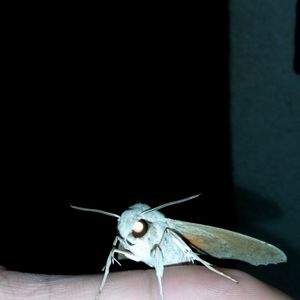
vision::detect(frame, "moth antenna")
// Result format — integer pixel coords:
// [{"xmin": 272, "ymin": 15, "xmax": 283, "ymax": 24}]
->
[
  {"xmin": 70, "ymin": 204, "xmax": 120, "ymax": 219},
  {"xmin": 141, "ymin": 193, "xmax": 201, "ymax": 215}
]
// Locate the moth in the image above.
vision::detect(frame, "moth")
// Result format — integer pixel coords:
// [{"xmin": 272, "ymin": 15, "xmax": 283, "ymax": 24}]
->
[{"xmin": 71, "ymin": 194, "xmax": 287, "ymax": 299}]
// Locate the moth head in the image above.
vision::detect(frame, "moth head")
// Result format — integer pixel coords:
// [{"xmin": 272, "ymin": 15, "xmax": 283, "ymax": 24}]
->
[
  {"xmin": 117, "ymin": 194, "xmax": 201, "ymax": 241},
  {"xmin": 117, "ymin": 203, "xmax": 153, "ymax": 239}
]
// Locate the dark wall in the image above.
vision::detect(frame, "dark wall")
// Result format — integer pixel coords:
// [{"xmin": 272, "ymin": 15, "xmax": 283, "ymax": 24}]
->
[{"xmin": 230, "ymin": 1, "xmax": 300, "ymax": 298}]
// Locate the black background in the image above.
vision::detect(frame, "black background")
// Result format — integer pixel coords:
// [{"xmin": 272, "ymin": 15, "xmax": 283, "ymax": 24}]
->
[{"xmin": 1, "ymin": 3, "xmax": 234, "ymax": 275}]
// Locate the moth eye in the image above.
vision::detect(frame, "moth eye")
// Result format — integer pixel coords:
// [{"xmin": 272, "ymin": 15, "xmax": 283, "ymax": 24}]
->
[{"xmin": 132, "ymin": 219, "xmax": 148, "ymax": 238}]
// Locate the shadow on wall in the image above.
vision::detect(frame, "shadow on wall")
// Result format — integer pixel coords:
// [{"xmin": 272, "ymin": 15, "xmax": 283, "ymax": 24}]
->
[
  {"xmin": 295, "ymin": 0, "xmax": 300, "ymax": 74},
  {"xmin": 234, "ymin": 187, "xmax": 283, "ymax": 229},
  {"xmin": 233, "ymin": 187, "xmax": 298, "ymax": 298}
]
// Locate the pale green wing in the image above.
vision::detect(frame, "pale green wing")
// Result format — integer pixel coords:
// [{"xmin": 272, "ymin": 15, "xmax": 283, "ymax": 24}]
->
[{"xmin": 167, "ymin": 219, "xmax": 287, "ymax": 266}]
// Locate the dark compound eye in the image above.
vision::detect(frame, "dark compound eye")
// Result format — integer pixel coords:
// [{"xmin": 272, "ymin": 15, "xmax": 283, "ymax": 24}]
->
[{"xmin": 132, "ymin": 219, "xmax": 148, "ymax": 238}]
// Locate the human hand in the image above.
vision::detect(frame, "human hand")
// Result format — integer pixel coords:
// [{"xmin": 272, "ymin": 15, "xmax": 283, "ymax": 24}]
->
[{"xmin": 0, "ymin": 265, "xmax": 292, "ymax": 300}]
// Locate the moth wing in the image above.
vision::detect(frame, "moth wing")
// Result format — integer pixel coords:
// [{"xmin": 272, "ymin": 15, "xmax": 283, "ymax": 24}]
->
[{"xmin": 167, "ymin": 219, "xmax": 287, "ymax": 266}]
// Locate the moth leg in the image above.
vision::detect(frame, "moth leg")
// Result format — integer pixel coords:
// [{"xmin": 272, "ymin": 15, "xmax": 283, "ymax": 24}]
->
[
  {"xmin": 151, "ymin": 244, "xmax": 164, "ymax": 300},
  {"xmin": 113, "ymin": 248, "xmax": 143, "ymax": 262},
  {"xmin": 98, "ymin": 244, "xmax": 142, "ymax": 299},
  {"xmin": 96, "ymin": 246, "xmax": 115, "ymax": 300},
  {"xmin": 100, "ymin": 249, "xmax": 141, "ymax": 291},
  {"xmin": 101, "ymin": 236, "xmax": 120, "ymax": 271},
  {"xmin": 166, "ymin": 230, "xmax": 238, "ymax": 283},
  {"xmin": 99, "ymin": 242, "xmax": 117, "ymax": 295},
  {"xmin": 149, "ymin": 227, "xmax": 196, "ymax": 300},
  {"xmin": 150, "ymin": 228, "xmax": 186, "ymax": 299},
  {"xmin": 196, "ymin": 256, "xmax": 238, "ymax": 283},
  {"xmin": 169, "ymin": 232, "xmax": 238, "ymax": 282},
  {"xmin": 167, "ymin": 229, "xmax": 200, "ymax": 262}
]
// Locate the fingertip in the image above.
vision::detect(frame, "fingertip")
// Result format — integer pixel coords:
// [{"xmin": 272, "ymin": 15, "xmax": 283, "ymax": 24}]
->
[{"xmin": 90, "ymin": 266, "xmax": 291, "ymax": 300}]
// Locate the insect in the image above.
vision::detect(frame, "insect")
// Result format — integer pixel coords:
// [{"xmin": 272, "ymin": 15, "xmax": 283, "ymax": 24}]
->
[{"xmin": 71, "ymin": 194, "xmax": 287, "ymax": 299}]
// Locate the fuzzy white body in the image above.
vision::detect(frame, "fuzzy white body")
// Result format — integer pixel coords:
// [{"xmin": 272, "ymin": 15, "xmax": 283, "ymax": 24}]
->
[{"xmin": 117, "ymin": 203, "xmax": 194, "ymax": 267}]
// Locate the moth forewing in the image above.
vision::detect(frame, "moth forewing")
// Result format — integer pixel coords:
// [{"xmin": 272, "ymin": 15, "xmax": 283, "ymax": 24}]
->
[{"xmin": 168, "ymin": 219, "xmax": 287, "ymax": 266}]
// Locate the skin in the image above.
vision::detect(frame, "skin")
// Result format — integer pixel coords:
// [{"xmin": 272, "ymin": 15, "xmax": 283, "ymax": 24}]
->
[{"xmin": 0, "ymin": 265, "xmax": 293, "ymax": 300}]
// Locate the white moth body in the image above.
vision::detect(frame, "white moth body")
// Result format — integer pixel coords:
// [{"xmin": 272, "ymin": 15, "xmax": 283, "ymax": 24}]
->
[
  {"xmin": 71, "ymin": 195, "xmax": 287, "ymax": 300},
  {"xmin": 117, "ymin": 203, "xmax": 196, "ymax": 267}
]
